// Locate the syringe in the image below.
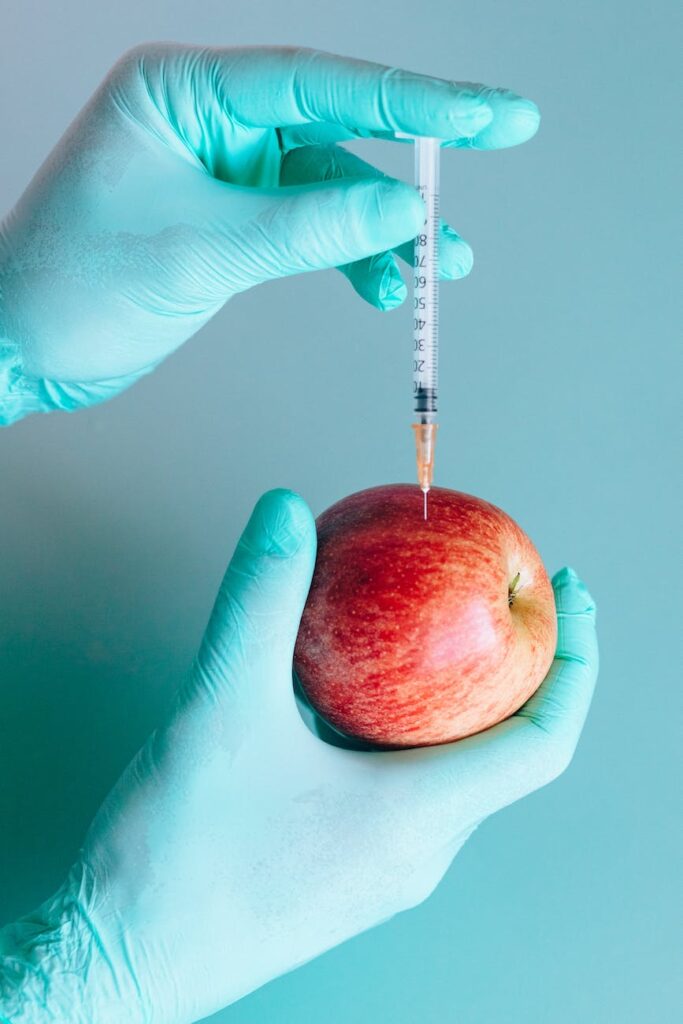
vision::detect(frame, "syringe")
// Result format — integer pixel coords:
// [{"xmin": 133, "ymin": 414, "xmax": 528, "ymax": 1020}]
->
[{"xmin": 410, "ymin": 137, "xmax": 440, "ymax": 520}]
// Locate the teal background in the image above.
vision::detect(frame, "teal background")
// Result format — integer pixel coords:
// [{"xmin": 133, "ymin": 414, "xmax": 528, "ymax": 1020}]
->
[{"xmin": 1, "ymin": 2, "xmax": 680, "ymax": 1022}]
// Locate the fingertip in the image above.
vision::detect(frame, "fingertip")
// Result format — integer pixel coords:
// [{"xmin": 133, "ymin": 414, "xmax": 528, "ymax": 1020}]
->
[
  {"xmin": 506, "ymin": 96, "xmax": 541, "ymax": 143},
  {"xmin": 552, "ymin": 567, "xmax": 597, "ymax": 617},
  {"xmin": 468, "ymin": 91, "xmax": 541, "ymax": 150},
  {"xmin": 552, "ymin": 565, "xmax": 579, "ymax": 586},
  {"xmin": 337, "ymin": 178, "xmax": 425, "ymax": 261},
  {"xmin": 441, "ymin": 225, "xmax": 474, "ymax": 279},
  {"xmin": 341, "ymin": 251, "xmax": 406, "ymax": 310},
  {"xmin": 374, "ymin": 178, "xmax": 425, "ymax": 237},
  {"xmin": 246, "ymin": 489, "xmax": 315, "ymax": 559},
  {"xmin": 377, "ymin": 262, "xmax": 407, "ymax": 309}
]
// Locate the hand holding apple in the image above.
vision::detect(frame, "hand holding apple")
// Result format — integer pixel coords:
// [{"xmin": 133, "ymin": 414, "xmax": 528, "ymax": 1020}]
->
[{"xmin": 0, "ymin": 491, "xmax": 597, "ymax": 1024}]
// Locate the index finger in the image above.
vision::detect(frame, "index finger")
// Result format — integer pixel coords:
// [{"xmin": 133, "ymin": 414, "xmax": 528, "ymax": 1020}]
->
[{"xmin": 214, "ymin": 46, "xmax": 540, "ymax": 150}]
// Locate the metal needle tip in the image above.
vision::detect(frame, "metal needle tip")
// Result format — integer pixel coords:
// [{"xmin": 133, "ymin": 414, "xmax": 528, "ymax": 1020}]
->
[{"xmin": 423, "ymin": 488, "xmax": 428, "ymax": 520}]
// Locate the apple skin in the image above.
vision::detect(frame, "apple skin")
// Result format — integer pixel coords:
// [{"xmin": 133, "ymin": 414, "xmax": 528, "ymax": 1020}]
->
[{"xmin": 294, "ymin": 484, "xmax": 557, "ymax": 748}]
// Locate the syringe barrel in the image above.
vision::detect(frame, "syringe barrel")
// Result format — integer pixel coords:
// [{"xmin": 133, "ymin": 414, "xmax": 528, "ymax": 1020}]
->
[{"xmin": 413, "ymin": 136, "xmax": 440, "ymax": 419}]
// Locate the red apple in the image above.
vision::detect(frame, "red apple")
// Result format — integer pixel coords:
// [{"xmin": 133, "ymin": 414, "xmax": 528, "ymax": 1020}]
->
[{"xmin": 294, "ymin": 484, "xmax": 557, "ymax": 747}]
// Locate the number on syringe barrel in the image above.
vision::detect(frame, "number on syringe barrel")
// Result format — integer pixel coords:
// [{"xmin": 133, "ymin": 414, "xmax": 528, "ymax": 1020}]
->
[{"xmin": 414, "ymin": 234, "xmax": 428, "ymax": 269}]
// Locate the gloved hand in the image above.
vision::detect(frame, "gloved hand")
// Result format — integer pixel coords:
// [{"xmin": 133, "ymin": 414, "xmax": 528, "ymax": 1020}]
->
[
  {"xmin": 0, "ymin": 490, "xmax": 597, "ymax": 1024},
  {"xmin": 0, "ymin": 44, "xmax": 540, "ymax": 424}
]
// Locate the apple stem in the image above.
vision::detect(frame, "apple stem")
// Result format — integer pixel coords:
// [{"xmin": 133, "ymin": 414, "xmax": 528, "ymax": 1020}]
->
[{"xmin": 508, "ymin": 571, "xmax": 521, "ymax": 607}]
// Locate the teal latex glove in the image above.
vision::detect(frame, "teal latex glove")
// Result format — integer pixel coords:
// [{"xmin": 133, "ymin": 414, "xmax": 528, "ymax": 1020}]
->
[
  {"xmin": 0, "ymin": 490, "xmax": 597, "ymax": 1024},
  {"xmin": 0, "ymin": 45, "xmax": 540, "ymax": 424}
]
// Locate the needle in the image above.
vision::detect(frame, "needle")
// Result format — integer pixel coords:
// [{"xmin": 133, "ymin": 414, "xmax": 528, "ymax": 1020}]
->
[{"xmin": 423, "ymin": 488, "xmax": 428, "ymax": 520}]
